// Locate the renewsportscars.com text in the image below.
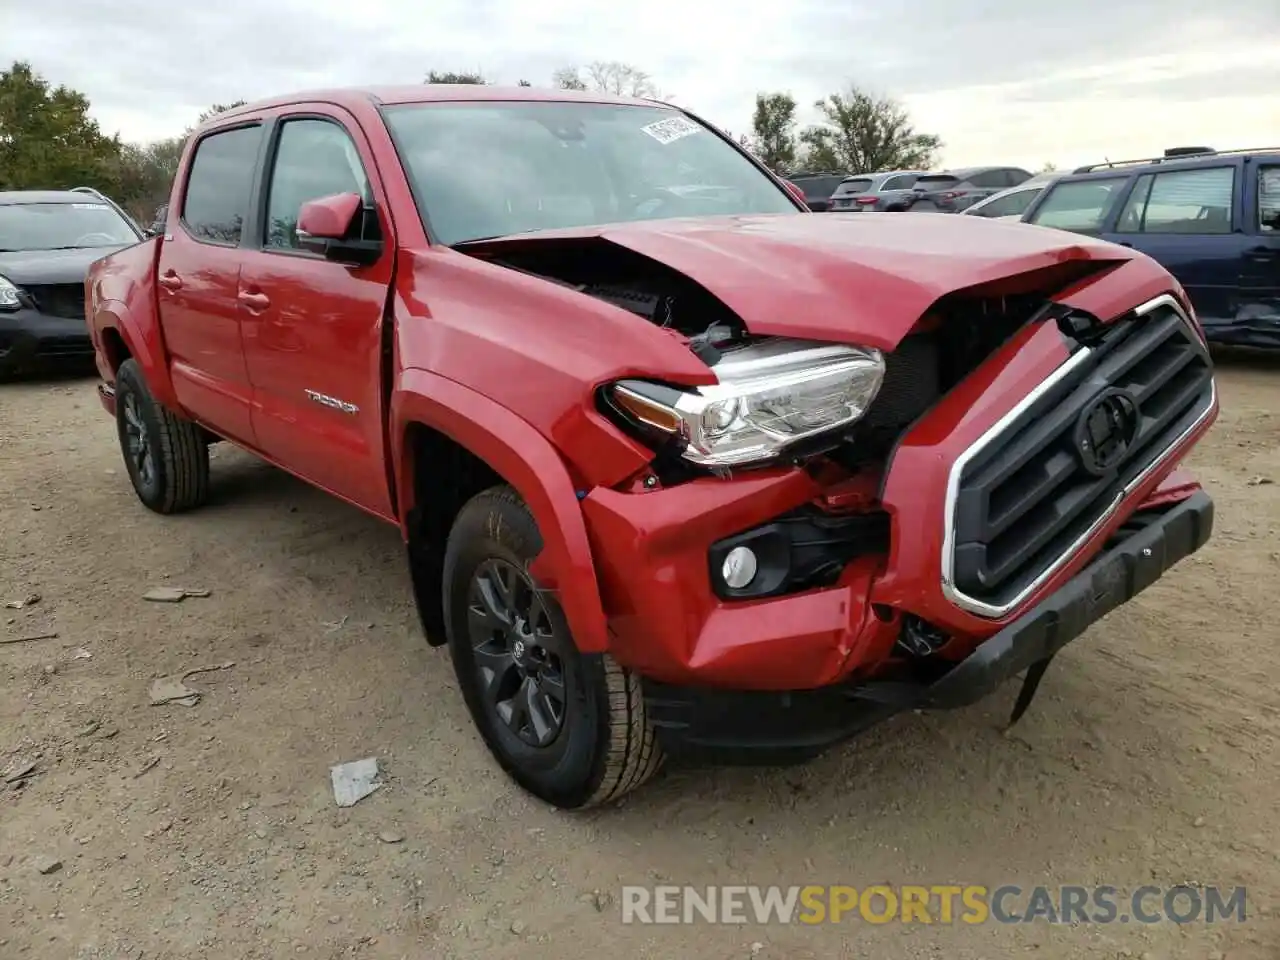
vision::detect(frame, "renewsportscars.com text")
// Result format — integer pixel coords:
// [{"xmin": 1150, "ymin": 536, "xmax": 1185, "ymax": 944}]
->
[{"xmin": 621, "ymin": 884, "xmax": 1247, "ymax": 926}]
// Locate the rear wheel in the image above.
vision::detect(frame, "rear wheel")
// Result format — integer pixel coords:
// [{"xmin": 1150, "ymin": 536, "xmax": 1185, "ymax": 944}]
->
[
  {"xmin": 442, "ymin": 485, "xmax": 663, "ymax": 808},
  {"xmin": 114, "ymin": 359, "xmax": 209, "ymax": 514}
]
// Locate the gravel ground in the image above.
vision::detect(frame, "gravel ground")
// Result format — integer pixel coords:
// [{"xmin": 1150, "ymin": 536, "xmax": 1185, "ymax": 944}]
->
[{"xmin": 1, "ymin": 355, "xmax": 1278, "ymax": 960}]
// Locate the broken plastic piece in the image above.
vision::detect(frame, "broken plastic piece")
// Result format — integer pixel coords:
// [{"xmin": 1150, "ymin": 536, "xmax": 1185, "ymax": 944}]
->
[{"xmin": 331, "ymin": 757, "xmax": 382, "ymax": 807}]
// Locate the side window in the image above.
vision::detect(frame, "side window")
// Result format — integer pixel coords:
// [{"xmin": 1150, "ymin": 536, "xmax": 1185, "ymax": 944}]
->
[
  {"xmin": 1258, "ymin": 165, "xmax": 1280, "ymax": 232},
  {"xmin": 182, "ymin": 125, "xmax": 263, "ymax": 245},
  {"xmin": 967, "ymin": 170, "xmax": 1003, "ymax": 189},
  {"xmin": 880, "ymin": 174, "xmax": 917, "ymax": 191},
  {"xmin": 976, "ymin": 187, "xmax": 1040, "ymax": 218},
  {"xmin": 1118, "ymin": 166, "xmax": 1235, "ymax": 235},
  {"xmin": 264, "ymin": 118, "xmax": 374, "ymax": 251},
  {"xmin": 1027, "ymin": 177, "xmax": 1129, "ymax": 234}
]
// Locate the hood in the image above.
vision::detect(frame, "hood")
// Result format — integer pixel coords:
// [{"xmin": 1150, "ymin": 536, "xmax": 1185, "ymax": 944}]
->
[
  {"xmin": 463, "ymin": 213, "xmax": 1135, "ymax": 351},
  {"xmin": 0, "ymin": 245, "xmax": 131, "ymax": 285}
]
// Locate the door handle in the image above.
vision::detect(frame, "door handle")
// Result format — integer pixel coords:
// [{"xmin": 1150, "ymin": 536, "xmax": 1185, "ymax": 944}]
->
[
  {"xmin": 158, "ymin": 272, "xmax": 183, "ymax": 291},
  {"xmin": 1246, "ymin": 245, "xmax": 1276, "ymax": 259},
  {"xmin": 237, "ymin": 290, "xmax": 271, "ymax": 311}
]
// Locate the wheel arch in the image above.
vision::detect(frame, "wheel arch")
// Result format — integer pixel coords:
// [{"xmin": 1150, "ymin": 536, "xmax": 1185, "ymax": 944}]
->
[{"xmin": 392, "ymin": 369, "xmax": 609, "ymax": 653}]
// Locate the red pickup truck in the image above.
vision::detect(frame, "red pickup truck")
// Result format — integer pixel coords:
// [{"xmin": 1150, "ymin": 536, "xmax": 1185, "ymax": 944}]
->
[{"xmin": 86, "ymin": 86, "xmax": 1218, "ymax": 809}]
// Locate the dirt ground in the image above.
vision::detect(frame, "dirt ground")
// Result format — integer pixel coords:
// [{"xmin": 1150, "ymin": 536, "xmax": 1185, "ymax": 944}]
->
[{"xmin": 1, "ymin": 355, "xmax": 1278, "ymax": 960}]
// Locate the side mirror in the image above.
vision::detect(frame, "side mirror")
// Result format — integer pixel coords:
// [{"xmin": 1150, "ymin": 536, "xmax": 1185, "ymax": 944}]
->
[{"xmin": 297, "ymin": 192, "xmax": 382, "ymax": 265}]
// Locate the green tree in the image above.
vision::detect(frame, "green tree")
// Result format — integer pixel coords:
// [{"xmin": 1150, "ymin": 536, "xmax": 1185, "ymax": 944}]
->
[
  {"xmin": 800, "ymin": 85, "xmax": 942, "ymax": 173},
  {"xmin": 0, "ymin": 60, "xmax": 124, "ymax": 191},
  {"xmin": 425, "ymin": 70, "xmax": 487, "ymax": 84},
  {"xmin": 750, "ymin": 92, "xmax": 797, "ymax": 173}
]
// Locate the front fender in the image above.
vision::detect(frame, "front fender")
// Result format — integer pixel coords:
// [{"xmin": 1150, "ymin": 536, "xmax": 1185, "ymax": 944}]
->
[{"xmin": 391, "ymin": 368, "xmax": 609, "ymax": 653}]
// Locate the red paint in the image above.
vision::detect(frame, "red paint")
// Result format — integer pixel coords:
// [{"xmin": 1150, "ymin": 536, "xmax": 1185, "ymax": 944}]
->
[
  {"xmin": 297, "ymin": 192, "xmax": 362, "ymax": 239},
  {"xmin": 84, "ymin": 85, "xmax": 1218, "ymax": 694}
]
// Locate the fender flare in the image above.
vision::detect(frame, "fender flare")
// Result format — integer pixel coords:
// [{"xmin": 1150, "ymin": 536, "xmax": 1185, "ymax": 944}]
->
[
  {"xmin": 391, "ymin": 368, "xmax": 609, "ymax": 653},
  {"xmin": 95, "ymin": 300, "xmax": 180, "ymax": 408}
]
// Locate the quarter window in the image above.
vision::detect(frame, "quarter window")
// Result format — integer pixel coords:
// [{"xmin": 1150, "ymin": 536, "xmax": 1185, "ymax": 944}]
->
[
  {"xmin": 182, "ymin": 125, "xmax": 262, "ymax": 245},
  {"xmin": 264, "ymin": 119, "xmax": 373, "ymax": 251},
  {"xmin": 1116, "ymin": 166, "xmax": 1234, "ymax": 235},
  {"xmin": 1028, "ymin": 177, "xmax": 1129, "ymax": 233}
]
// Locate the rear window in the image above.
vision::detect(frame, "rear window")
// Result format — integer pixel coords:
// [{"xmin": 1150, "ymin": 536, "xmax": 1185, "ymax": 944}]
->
[
  {"xmin": 1027, "ymin": 177, "xmax": 1129, "ymax": 233},
  {"xmin": 881, "ymin": 174, "xmax": 919, "ymax": 191},
  {"xmin": 182, "ymin": 125, "xmax": 263, "ymax": 245},
  {"xmin": 915, "ymin": 174, "xmax": 959, "ymax": 189},
  {"xmin": 832, "ymin": 178, "xmax": 875, "ymax": 196},
  {"xmin": 796, "ymin": 175, "xmax": 845, "ymax": 198}
]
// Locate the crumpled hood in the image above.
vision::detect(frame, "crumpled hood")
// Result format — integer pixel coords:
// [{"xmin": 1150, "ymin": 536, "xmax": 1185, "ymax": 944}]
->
[
  {"xmin": 471, "ymin": 212, "xmax": 1136, "ymax": 350},
  {"xmin": 0, "ymin": 245, "xmax": 130, "ymax": 285}
]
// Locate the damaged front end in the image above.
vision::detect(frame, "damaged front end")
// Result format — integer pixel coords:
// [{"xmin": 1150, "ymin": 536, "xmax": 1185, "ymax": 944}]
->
[{"xmin": 453, "ymin": 226, "xmax": 1216, "ymax": 745}]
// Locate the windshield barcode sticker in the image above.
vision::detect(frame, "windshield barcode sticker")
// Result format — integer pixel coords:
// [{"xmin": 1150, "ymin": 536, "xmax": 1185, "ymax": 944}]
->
[{"xmin": 640, "ymin": 116, "xmax": 701, "ymax": 145}]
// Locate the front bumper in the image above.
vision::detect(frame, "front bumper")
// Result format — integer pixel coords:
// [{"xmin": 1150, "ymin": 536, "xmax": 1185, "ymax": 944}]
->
[
  {"xmin": 0, "ymin": 307, "xmax": 94, "ymax": 376},
  {"xmin": 644, "ymin": 491, "xmax": 1214, "ymax": 762}
]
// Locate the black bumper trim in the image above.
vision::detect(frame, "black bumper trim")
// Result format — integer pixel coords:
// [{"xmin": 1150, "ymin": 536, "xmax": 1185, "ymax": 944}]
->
[
  {"xmin": 642, "ymin": 491, "xmax": 1214, "ymax": 763},
  {"xmin": 0, "ymin": 307, "xmax": 93, "ymax": 376}
]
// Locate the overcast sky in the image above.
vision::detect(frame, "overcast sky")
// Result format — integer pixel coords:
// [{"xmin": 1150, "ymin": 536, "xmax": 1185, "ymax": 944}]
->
[{"xmin": 5, "ymin": 0, "xmax": 1277, "ymax": 171}]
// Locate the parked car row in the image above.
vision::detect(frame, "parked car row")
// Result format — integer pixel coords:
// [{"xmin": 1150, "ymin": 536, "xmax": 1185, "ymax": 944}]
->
[{"xmin": 788, "ymin": 166, "xmax": 1036, "ymax": 215}]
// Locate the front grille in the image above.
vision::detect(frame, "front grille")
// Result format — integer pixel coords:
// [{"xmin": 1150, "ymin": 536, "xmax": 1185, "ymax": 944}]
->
[
  {"xmin": 946, "ymin": 297, "xmax": 1214, "ymax": 616},
  {"xmin": 26, "ymin": 283, "xmax": 87, "ymax": 321}
]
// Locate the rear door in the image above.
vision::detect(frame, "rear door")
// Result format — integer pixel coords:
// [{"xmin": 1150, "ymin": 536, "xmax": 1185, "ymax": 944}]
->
[
  {"xmin": 237, "ymin": 107, "xmax": 396, "ymax": 516},
  {"xmin": 1237, "ymin": 157, "xmax": 1280, "ymax": 331},
  {"xmin": 1104, "ymin": 162, "xmax": 1242, "ymax": 323},
  {"xmin": 157, "ymin": 123, "xmax": 263, "ymax": 444}
]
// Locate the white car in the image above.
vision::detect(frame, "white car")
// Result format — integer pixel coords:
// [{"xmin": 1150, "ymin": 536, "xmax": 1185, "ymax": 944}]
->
[{"xmin": 961, "ymin": 172, "xmax": 1063, "ymax": 220}]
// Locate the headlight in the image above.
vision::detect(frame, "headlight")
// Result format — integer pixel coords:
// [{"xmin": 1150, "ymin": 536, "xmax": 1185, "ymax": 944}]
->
[
  {"xmin": 0, "ymin": 275, "xmax": 22, "ymax": 311},
  {"xmin": 609, "ymin": 338, "xmax": 885, "ymax": 467}
]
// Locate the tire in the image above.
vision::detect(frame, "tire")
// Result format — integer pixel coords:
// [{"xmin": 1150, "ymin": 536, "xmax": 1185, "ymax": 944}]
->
[
  {"xmin": 114, "ymin": 358, "xmax": 210, "ymax": 514},
  {"xmin": 442, "ymin": 485, "xmax": 663, "ymax": 808}
]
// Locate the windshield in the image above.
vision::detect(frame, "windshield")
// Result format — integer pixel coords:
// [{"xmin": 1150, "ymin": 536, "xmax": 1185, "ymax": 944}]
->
[
  {"xmin": 0, "ymin": 201, "xmax": 138, "ymax": 251},
  {"xmin": 382, "ymin": 101, "xmax": 797, "ymax": 245}
]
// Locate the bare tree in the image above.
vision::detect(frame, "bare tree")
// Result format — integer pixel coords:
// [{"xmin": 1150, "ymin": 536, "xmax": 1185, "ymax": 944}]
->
[
  {"xmin": 750, "ymin": 92, "xmax": 798, "ymax": 173},
  {"xmin": 554, "ymin": 62, "xmax": 665, "ymax": 98},
  {"xmin": 197, "ymin": 100, "xmax": 247, "ymax": 124},
  {"xmin": 799, "ymin": 85, "xmax": 941, "ymax": 173},
  {"xmin": 552, "ymin": 67, "xmax": 587, "ymax": 91}
]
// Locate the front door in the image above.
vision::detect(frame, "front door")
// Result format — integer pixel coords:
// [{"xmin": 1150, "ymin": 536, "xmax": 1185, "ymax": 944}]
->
[
  {"xmin": 238, "ymin": 108, "xmax": 396, "ymax": 517},
  {"xmin": 156, "ymin": 123, "xmax": 264, "ymax": 444}
]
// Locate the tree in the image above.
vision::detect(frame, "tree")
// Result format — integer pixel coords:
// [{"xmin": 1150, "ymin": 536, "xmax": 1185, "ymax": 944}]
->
[
  {"xmin": 555, "ymin": 62, "xmax": 664, "ymax": 98},
  {"xmin": 425, "ymin": 70, "xmax": 487, "ymax": 84},
  {"xmin": 517, "ymin": 79, "xmax": 532, "ymax": 87},
  {"xmin": 1040, "ymin": 161, "xmax": 1058, "ymax": 173},
  {"xmin": 197, "ymin": 100, "xmax": 247, "ymax": 124},
  {"xmin": 0, "ymin": 61, "xmax": 124, "ymax": 191},
  {"xmin": 750, "ymin": 92, "xmax": 797, "ymax": 173},
  {"xmin": 552, "ymin": 67, "xmax": 587, "ymax": 91},
  {"xmin": 799, "ymin": 85, "xmax": 941, "ymax": 173}
]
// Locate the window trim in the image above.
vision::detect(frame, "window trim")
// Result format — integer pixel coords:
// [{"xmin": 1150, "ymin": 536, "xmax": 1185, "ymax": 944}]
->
[
  {"xmin": 255, "ymin": 112, "xmax": 377, "ymax": 260},
  {"xmin": 178, "ymin": 121, "xmax": 267, "ymax": 249},
  {"xmin": 1115, "ymin": 164, "xmax": 1237, "ymax": 236}
]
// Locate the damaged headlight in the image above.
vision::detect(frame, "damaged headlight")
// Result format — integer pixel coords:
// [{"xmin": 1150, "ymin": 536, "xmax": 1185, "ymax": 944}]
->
[{"xmin": 609, "ymin": 338, "xmax": 885, "ymax": 467}]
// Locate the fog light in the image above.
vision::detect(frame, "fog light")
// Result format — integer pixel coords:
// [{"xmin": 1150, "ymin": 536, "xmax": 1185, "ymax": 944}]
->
[{"xmin": 721, "ymin": 546, "xmax": 758, "ymax": 589}]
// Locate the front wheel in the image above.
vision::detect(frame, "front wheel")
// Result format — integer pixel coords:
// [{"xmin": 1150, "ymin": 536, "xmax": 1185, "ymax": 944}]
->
[
  {"xmin": 442, "ymin": 485, "xmax": 663, "ymax": 808},
  {"xmin": 114, "ymin": 359, "xmax": 210, "ymax": 514}
]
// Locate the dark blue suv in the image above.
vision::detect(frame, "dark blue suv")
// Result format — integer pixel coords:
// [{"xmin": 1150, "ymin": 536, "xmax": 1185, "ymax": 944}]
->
[{"xmin": 1022, "ymin": 148, "xmax": 1280, "ymax": 348}]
